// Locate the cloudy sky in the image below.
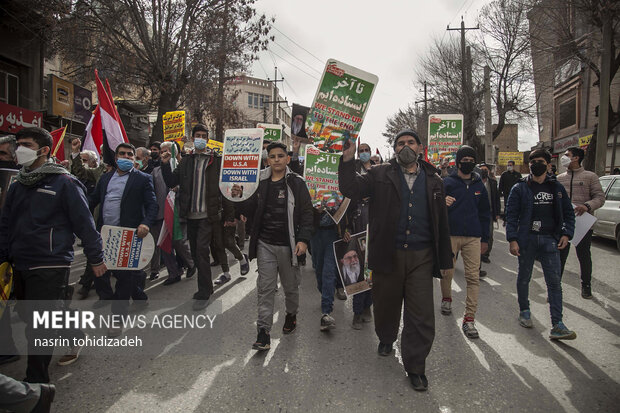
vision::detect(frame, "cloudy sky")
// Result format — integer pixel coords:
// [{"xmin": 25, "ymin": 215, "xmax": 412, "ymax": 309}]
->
[{"xmin": 250, "ymin": 0, "xmax": 539, "ymax": 157}]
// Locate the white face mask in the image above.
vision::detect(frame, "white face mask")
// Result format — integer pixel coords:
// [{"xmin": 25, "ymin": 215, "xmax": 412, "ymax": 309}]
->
[
  {"xmin": 560, "ymin": 155, "xmax": 571, "ymax": 167},
  {"xmin": 507, "ymin": 165, "xmax": 513, "ymax": 172},
  {"xmin": 16, "ymin": 146, "xmax": 41, "ymax": 167}
]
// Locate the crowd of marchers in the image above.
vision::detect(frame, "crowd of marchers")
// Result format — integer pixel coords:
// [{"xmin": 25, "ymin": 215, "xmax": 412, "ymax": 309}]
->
[{"xmin": 0, "ymin": 125, "xmax": 607, "ymax": 411}]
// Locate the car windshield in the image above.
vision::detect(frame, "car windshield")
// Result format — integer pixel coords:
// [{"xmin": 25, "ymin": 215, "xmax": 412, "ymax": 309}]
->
[{"xmin": 600, "ymin": 177, "xmax": 615, "ymax": 193}]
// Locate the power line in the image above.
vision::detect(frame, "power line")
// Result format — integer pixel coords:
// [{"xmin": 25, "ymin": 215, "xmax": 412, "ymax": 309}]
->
[
  {"xmin": 268, "ymin": 49, "xmax": 320, "ymax": 81},
  {"xmin": 272, "ymin": 40, "xmax": 322, "ymax": 75},
  {"xmin": 271, "ymin": 25, "xmax": 325, "ymax": 65},
  {"xmin": 257, "ymin": 58, "xmax": 269, "ymax": 79}
]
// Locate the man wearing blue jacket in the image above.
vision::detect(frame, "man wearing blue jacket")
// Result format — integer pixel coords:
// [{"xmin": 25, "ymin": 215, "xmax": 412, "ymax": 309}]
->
[
  {"xmin": 506, "ymin": 149, "xmax": 576, "ymax": 340},
  {"xmin": 0, "ymin": 127, "xmax": 107, "ymax": 383},
  {"xmin": 89, "ymin": 142, "xmax": 158, "ymax": 336},
  {"xmin": 440, "ymin": 145, "xmax": 490, "ymax": 339}
]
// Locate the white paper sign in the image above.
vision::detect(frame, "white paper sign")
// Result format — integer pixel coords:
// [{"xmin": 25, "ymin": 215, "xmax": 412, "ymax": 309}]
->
[{"xmin": 571, "ymin": 204, "xmax": 597, "ymax": 247}]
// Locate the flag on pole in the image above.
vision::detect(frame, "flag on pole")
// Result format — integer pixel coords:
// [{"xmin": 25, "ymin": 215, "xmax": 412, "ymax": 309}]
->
[
  {"xmin": 95, "ymin": 70, "xmax": 126, "ymax": 166},
  {"xmin": 50, "ymin": 126, "xmax": 67, "ymax": 162},
  {"xmin": 82, "ymin": 105, "xmax": 102, "ymax": 160},
  {"xmin": 105, "ymin": 79, "xmax": 129, "ymax": 144}
]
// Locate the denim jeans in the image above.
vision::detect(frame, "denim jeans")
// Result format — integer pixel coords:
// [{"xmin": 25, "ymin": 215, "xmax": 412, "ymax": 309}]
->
[
  {"xmin": 352, "ymin": 290, "xmax": 372, "ymax": 314},
  {"xmin": 311, "ymin": 227, "xmax": 339, "ymax": 314},
  {"xmin": 516, "ymin": 234, "xmax": 563, "ymax": 325}
]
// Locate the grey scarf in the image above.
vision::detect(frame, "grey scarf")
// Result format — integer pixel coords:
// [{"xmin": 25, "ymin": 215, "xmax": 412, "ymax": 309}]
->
[{"xmin": 16, "ymin": 161, "xmax": 71, "ymax": 186}]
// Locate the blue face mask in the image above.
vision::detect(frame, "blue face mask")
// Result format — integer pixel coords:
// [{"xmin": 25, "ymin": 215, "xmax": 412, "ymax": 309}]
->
[
  {"xmin": 359, "ymin": 152, "xmax": 371, "ymax": 162},
  {"xmin": 194, "ymin": 138, "xmax": 207, "ymax": 150},
  {"xmin": 116, "ymin": 158, "xmax": 133, "ymax": 172}
]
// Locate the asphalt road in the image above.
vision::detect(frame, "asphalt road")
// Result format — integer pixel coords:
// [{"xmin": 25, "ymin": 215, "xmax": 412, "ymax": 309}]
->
[{"xmin": 1, "ymin": 226, "xmax": 619, "ymax": 413}]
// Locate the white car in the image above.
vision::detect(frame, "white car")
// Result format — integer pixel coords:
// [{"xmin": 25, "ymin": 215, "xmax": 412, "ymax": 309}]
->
[{"xmin": 592, "ymin": 175, "xmax": 620, "ymax": 251}]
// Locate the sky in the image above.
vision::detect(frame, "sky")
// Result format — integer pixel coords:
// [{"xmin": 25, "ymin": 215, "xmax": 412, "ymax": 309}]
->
[{"xmin": 250, "ymin": 0, "xmax": 539, "ymax": 157}]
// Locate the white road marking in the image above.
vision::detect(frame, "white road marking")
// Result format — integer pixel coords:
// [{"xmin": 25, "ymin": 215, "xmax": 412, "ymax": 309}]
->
[
  {"xmin": 144, "ymin": 279, "xmax": 167, "ymax": 291},
  {"xmin": 500, "ymin": 265, "xmax": 517, "ymax": 275},
  {"xmin": 482, "ymin": 277, "xmax": 501, "ymax": 286},
  {"xmin": 58, "ymin": 372, "xmax": 72, "ymax": 381},
  {"xmin": 284, "ymin": 362, "xmax": 289, "ymax": 373},
  {"xmin": 106, "ymin": 358, "xmax": 236, "ymax": 413},
  {"xmin": 155, "ymin": 331, "xmax": 189, "ymax": 359},
  {"xmin": 263, "ymin": 338, "xmax": 280, "ymax": 367}
]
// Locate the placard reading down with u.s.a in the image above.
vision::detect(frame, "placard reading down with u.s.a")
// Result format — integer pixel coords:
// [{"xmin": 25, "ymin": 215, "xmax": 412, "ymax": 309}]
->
[
  {"xmin": 219, "ymin": 128, "xmax": 264, "ymax": 202},
  {"xmin": 101, "ymin": 225, "xmax": 155, "ymax": 270}
]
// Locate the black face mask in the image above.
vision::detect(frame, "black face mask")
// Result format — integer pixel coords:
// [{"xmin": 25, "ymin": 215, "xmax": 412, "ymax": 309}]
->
[
  {"xmin": 459, "ymin": 161, "xmax": 475, "ymax": 175},
  {"xmin": 530, "ymin": 162, "xmax": 547, "ymax": 177},
  {"xmin": 151, "ymin": 152, "xmax": 159, "ymax": 160},
  {"xmin": 480, "ymin": 170, "xmax": 489, "ymax": 179},
  {"xmin": 0, "ymin": 160, "xmax": 18, "ymax": 170}
]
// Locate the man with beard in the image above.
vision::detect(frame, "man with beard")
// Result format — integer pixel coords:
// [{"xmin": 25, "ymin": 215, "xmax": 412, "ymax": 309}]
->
[
  {"xmin": 340, "ymin": 248, "xmax": 362, "ymax": 286},
  {"xmin": 0, "ymin": 135, "xmax": 18, "ymax": 169},
  {"xmin": 339, "ymin": 129, "xmax": 453, "ymax": 391}
]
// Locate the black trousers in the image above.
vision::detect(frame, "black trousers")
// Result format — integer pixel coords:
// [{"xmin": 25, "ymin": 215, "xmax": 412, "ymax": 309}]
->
[
  {"xmin": 94, "ymin": 270, "xmax": 148, "ymax": 316},
  {"xmin": 187, "ymin": 218, "xmax": 214, "ymax": 299},
  {"xmin": 14, "ymin": 268, "xmax": 84, "ymax": 383},
  {"xmin": 559, "ymin": 229, "xmax": 593, "ymax": 286},
  {"xmin": 372, "ymin": 248, "xmax": 435, "ymax": 375}
]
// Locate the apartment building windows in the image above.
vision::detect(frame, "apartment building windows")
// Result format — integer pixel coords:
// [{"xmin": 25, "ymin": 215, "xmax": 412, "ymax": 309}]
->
[
  {"xmin": 0, "ymin": 70, "xmax": 19, "ymax": 106},
  {"xmin": 553, "ymin": 78, "xmax": 580, "ymax": 138},
  {"xmin": 248, "ymin": 92, "xmax": 269, "ymax": 109}
]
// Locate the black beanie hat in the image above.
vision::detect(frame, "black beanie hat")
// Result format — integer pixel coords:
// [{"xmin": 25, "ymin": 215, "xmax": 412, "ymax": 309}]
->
[
  {"xmin": 393, "ymin": 129, "xmax": 421, "ymax": 149},
  {"xmin": 456, "ymin": 145, "xmax": 476, "ymax": 164}
]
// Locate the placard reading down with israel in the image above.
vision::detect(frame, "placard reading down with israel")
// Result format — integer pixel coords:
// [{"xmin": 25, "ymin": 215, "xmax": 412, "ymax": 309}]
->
[
  {"xmin": 101, "ymin": 225, "xmax": 155, "ymax": 270},
  {"xmin": 219, "ymin": 128, "xmax": 264, "ymax": 202}
]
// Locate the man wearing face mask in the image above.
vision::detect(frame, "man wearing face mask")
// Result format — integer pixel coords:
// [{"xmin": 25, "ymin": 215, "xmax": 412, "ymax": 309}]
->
[
  {"xmin": 134, "ymin": 147, "xmax": 153, "ymax": 174},
  {"xmin": 499, "ymin": 160, "xmax": 521, "ymax": 224},
  {"xmin": 161, "ymin": 124, "xmax": 235, "ymax": 310},
  {"xmin": 149, "ymin": 141, "xmax": 161, "ymax": 169},
  {"xmin": 89, "ymin": 142, "xmax": 158, "ymax": 335},
  {"xmin": 506, "ymin": 149, "xmax": 576, "ymax": 340},
  {"xmin": 0, "ymin": 127, "xmax": 107, "ymax": 382},
  {"xmin": 441, "ymin": 146, "xmax": 490, "ymax": 339},
  {"xmin": 339, "ymin": 129, "xmax": 453, "ymax": 391},
  {"xmin": 557, "ymin": 147, "xmax": 605, "ymax": 299},
  {"xmin": 0, "ymin": 135, "xmax": 18, "ymax": 169}
]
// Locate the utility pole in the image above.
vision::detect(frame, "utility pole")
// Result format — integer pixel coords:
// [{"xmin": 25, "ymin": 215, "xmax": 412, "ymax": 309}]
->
[
  {"xmin": 447, "ymin": 17, "xmax": 479, "ymax": 148},
  {"xmin": 415, "ymin": 81, "xmax": 434, "ymax": 146},
  {"xmin": 484, "ymin": 65, "xmax": 493, "ymax": 165},
  {"xmin": 269, "ymin": 67, "xmax": 284, "ymax": 124},
  {"xmin": 595, "ymin": 14, "xmax": 612, "ymax": 176}
]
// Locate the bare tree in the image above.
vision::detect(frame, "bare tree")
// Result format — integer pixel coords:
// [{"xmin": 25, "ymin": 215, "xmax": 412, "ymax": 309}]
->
[
  {"xmin": 51, "ymin": 0, "xmax": 272, "ymax": 142},
  {"xmin": 527, "ymin": 0, "xmax": 620, "ymax": 170},
  {"xmin": 476, "ymin": 0, "xmax": 538, "ymax": 141},
  {"xmin": 382, "ymin": 104, "xmax": 424, "ymax": 146}
]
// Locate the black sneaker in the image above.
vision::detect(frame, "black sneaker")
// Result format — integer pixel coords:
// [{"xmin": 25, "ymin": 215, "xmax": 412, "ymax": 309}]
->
[
  {"xmin": 378, "ymin": 342, "xmax": 393, "ymax": 356},
  {"xmin": 252, "ymin": 328, "xmax": 270, "ymax": 351},
  {"xmin": 149, "ymin": 273, "xmax": 159, "ymax": 281},
  {"xmin": 479, "ymin": 270, "xmax": 487, "ymax": 277},
  {"xmin": 186, "ymin": 266, "xmax": 197, "ymax": 278},
  {"xmin": 408, "ymin": 373, "xmax": 428, "ymax": 391},
  {"xmin": 481, "ymin": 255, "xmax": 491, "ymax": 264},
  {"xmin": 240, "ymin": 254, "xmax": 250, "ymax": 276},
  {"xmin": 76, "ymin": 286, "xmax": 89, "ymax": 300},
  {"xmin": 581, "ymin": 285, "xmax": 592, "ymax": 299},
  {"xmin": 283, "ymin": 313, "xmax": 297, "ymax": 334}
]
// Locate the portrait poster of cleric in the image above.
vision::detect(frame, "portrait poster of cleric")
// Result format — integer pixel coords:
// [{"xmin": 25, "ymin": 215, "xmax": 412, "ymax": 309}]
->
[
  {"xmin": 291, "ymin": 103, "xmax": 310, "ymax": 143},
  {"xmin": 333, "ymin": 231, "xmax": 371, "ymax": 296}
]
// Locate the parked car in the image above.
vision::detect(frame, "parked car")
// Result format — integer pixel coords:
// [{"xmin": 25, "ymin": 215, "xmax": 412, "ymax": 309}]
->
[{"xmin": 592, "ymin": 175, "xmax": 620, "ymax": 251}]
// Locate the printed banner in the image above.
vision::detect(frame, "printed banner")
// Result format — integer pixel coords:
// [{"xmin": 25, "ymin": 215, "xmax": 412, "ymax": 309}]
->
[
  {"xmin": 498, "ymin": 151, "xmax": 524, "ymax": 166},
  {"xmin": 427, "ymin": 114, "xmax": 464, "ymax": 167},
  {"xmin": 306, "ymin": 59, "xmax": 378, "ymax": 151},
  {"xmin": 256, "ymin": 123, "xmax": 282, "ymax": 142},
  {"xmin": 219, "ymin": 128, "xmax": 263, "ymax": 202},
  {"xmin": 303, "ymin": 145, "xmax": 350, "ymax": 223},
  {"xmin": 162, "ymin": 111, "xmax": 186, "ymax": 143},
  {"xmin": 101, "ymin": 225, "xmax": 155, "ymax": 270},
  {"xmin": 0, "ymin": 262, "xmax": 12, "ymax": 320},
  {"xmin": 333, "ymin": 231, "xmax": 371, "ymax": 297}
]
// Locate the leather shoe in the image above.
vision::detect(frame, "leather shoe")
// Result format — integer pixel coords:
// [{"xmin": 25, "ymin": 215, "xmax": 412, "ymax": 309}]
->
[
  {"xmin": 31, "ymin": 383, "xmax": 55, "ymax": 413},
  {"xmin": 408, "ymin": 373, "xmax": 428, "ymax": 391},
  {"xmin": 186, "ymin": 266, "xmax": 197, "ymax": 278},
  {"xmin": 377, "ymin": 342, "xmax": 393, "ymax": 356}
]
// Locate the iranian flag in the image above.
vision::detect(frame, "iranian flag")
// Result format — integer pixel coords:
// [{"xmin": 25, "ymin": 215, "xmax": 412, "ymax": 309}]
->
[
  {"xmin": 50, "ymin": 126, "xmax": 67, "ymax": 162},
  {"xmin": 82, "ymin": 105, "xmax": 102, "ymax": 160}
]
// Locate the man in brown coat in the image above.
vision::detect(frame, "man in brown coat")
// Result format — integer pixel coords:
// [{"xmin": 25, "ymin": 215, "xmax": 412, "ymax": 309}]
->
[
  {"xmin": 557, "ymin": 147, "xmax": 605, "ymax": 299},
  {"xmin": 339, "ymin": 129, "xmax": 453, "ymax": 391}
]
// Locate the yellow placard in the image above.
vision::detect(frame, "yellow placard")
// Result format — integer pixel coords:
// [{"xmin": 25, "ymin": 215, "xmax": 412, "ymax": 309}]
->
[
  {"xmin": 0, "ymin": 261, "xmax": 13, "ymax": 319},
  {"xmin": 498, "ymin": 152, "xmax": 523, "ymax": 166},
  {"xmin": 579, "ymin": 134, "xmax": 592, "ymax": 147},
  {"xmin": 162, "ymin": 111, "xmax": 186, "ymax": 142},
  {"xmin": 207, "ymin": 139, "xmax": 223, "ymax": 156}
]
